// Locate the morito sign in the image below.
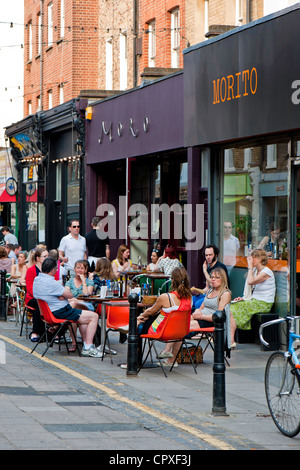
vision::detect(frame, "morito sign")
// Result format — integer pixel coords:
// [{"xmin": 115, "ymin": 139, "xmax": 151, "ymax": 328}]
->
[{"xmin": 183, "ymin": 5, "xmax": 300, "ymax": 146}]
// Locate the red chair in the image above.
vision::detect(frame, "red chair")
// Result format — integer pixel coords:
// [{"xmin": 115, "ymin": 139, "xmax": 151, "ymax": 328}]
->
[
  {"xmin": 139, "ymin": 310, "xmax": 197, "ymax": 377},
  {"xmin": 189, "ymin": 325, "xmax": 230, "ymax": 367},
  {"xmin": 103, "ymin": 303, "xmax": 130, "ymax": 363},
  {"xmin": 30, "ymin": 299, "xmax": 80, "ymax": 357}
]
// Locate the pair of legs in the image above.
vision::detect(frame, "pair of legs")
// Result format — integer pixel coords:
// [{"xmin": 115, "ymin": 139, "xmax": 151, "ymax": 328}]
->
[
  {"xmin": 68, "ymin": 310, "xmax": 99, "ymax": 350},
  {"xmin": 158, "ymin": 341, "xmax": 182, "ymax": 365}
]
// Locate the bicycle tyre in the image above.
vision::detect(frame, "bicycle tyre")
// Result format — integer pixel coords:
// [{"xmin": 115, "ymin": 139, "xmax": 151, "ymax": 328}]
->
[{"xmin": 265, "ymin": 351, "xmax": 300, "ymax": 437}]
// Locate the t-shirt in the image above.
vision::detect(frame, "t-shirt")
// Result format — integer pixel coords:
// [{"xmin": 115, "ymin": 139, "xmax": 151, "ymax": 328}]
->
[
  {"xmin": 66, "ymin": 277, "xmax": 94, "ymax": 297},
  {"xmin": 58, "ymin": 234, "xmax": 86, "ymax": 271},
  {"xmin": 84, "ymin": 229, "xmax": 109, "ymax": 258},
  {"xmin": 207, "ymin": 260, "xmax": 229, "ymax": 286},
  {"xmin": 252, "ymin": 266, "xmax": 275, "ymax": 303},
  {"xmin": 4, "ymin": 233, "xmax": 18, "ymax": 244},
  {"xmin": 33, "ymin": 273, "xmax": 68, "ymax": 312}
]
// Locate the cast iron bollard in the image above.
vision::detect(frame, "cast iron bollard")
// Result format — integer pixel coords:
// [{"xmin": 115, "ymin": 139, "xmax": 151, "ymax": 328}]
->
[
  {"xmin": 212, "ymin": 309, "xmax": 227, "ymax": 415},
  {"xmin": 0, "ymin": 270, "xmax": 7, "ymax": 321},
  {"xmin": 127, "ymin": 292, "xmax": 139, "ymax": 376}
]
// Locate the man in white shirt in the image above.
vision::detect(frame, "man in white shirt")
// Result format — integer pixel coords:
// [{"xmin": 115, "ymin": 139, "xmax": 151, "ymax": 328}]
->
[
  {"xmin": 223, "ymin": 221, "xmax": 240, "ymax": 273},
  {"xmin": 58, "ymin": 219, "xmax": 87, "ymax": 277},
  {"xmin": 1, "ymin": 226, "xmax": 18, "ymax": 245},
  {"xmin": 33, "ymin": 256, "xmax": 102, "ymax": 357}
]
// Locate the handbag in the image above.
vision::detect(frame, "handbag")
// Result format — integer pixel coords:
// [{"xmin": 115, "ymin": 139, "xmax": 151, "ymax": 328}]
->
[{"xmin": 177, "ymin": 342, "xmax": 203, "ymax": 364}]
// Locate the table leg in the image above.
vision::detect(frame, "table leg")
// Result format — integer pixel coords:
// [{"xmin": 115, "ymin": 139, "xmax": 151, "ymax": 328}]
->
[{"xmin": 99, "ymin": 302, "xmax": 106, "ymax": 352}]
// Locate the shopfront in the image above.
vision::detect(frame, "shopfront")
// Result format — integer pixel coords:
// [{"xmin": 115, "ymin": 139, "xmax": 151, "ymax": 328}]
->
[
  {"xmin": 85, "ymin": 72, "xmax": 206, "ymax": 274},
  {"xmin": 5, "ymin": 99, "xmax": 86, "ymax": 250},
  {"xmin": 184, "ymin": 4, "xmax": 300, "ymax": 315}
]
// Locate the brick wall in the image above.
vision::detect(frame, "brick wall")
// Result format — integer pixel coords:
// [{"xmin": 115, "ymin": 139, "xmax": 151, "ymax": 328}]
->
[{"xmin": 24, "ymin": 0, "xmax": 100, "ymax": 116}]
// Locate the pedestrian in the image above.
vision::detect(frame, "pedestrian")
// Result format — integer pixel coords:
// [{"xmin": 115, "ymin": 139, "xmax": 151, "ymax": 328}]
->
[
  {"xmin": 58, "ymin": 219, "xmax": 87, "ymax": 277},
  {"xmin": 1, "ymin": 226, "xmax": 18, "ymax": 245},
  {"xmin": 33, "ymin": 256, "xmax": 102, "ymax": 357},
  {"xmin": 84, "ymin": 216, "xmax": 110, "ymax": 270}
]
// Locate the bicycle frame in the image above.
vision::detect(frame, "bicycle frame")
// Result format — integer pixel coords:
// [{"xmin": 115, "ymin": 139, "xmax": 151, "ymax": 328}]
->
[{"xmin": 259, "ymin": 316, "xmax": 300, "ymax": 374}]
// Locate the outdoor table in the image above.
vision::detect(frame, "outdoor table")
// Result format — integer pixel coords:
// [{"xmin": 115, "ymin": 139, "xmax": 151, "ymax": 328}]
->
[{"xmin": 77, "ymin": 295, "xmax": 128, "ymax": 352}]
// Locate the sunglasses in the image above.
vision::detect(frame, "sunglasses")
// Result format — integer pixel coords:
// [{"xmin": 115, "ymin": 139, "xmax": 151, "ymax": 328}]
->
[{"xmin": 71, "ymin": 225, "xmax": 80, "ymax": 228}]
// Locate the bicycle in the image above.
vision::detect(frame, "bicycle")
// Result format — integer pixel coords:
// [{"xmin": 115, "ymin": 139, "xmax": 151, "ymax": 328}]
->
[{"xmin": 259, "ymin": 316, "xmax": 300, "ymax": 437}]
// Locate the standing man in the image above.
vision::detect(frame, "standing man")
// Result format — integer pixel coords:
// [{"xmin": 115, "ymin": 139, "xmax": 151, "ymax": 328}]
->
[
  {"xmin": 223, "ymin": 221, "xmax": 240, "ymax": 274},
  {"xmin": 84, "ymin": 216, "xmax": 110, "ymax": 269},
  {"xmin": 33, "ymin": 257, "xmax": 102, "ymax": 357},
  {"xmin": 58, "ymin": 219, "xmax": 87, "ymax": 277},
  {"xmin": 203, "ymin": 244, "xmax": 229, "ymax": 291},
  {"xmin": 1, "ymin": 226, "xmax": 18, "ymax": 244}
]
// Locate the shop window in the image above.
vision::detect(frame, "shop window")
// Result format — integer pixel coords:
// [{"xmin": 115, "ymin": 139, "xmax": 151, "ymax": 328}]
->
[{"xmin": 220, "ymin": 140, "xmax": 289, "ymax": 313}]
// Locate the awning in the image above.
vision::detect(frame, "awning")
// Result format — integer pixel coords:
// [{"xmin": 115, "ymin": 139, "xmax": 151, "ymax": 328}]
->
[{"xmin": 0, "ymin": 189, "xmax": 16, "ymax": 202}]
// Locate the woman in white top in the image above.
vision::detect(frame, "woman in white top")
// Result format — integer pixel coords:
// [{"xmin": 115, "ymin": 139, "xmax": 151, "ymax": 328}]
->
[{"xmin": 230, "ymin": 249, "xmax": 275, "ymax": 344}]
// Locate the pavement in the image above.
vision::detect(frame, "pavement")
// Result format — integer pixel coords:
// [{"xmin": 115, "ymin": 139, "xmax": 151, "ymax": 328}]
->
[{"xmin": 0, "ymin": 316, "xmax": 299, "ymax": 453}]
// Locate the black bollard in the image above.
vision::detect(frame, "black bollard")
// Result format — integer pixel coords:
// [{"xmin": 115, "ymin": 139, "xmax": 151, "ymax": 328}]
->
[
  {"xmin": 212, "ymin": 309, "xmax": 227, "ymax": 415},
  {"xmin": 0, "ymin": 270, "xmax": 7, "ymax": 321},
  {"xmin": 127, "ymin": 292, "xmax": 139, "ymax": 376}
]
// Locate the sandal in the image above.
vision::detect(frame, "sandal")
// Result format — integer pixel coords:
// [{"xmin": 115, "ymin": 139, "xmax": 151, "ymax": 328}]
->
[{"xmin": 69, "ymin": 344, "xmax": 77, "ymax": 352}]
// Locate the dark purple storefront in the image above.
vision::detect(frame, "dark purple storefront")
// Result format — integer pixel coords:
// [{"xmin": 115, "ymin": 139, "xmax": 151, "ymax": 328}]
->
[{"xmin": 85, "ymin": 72, "xmax": 207, "ymax": 286}]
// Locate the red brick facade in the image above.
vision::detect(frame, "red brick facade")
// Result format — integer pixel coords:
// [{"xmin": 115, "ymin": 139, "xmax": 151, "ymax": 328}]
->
[{"xmin": 24, "ymin": 0, "xmax": 100, "ymax": 115}]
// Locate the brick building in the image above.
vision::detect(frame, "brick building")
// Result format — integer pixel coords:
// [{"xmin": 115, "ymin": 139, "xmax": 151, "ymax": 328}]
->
[{"xmin": 24, "ymin": 0, "xmax": 100, "ymax": 115}]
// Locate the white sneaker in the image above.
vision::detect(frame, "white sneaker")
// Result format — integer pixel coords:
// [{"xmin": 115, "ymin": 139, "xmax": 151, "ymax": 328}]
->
[
  {"xmin": 158, "ymin": 351, "xmax": 173, "ymax": 359},
  {"xmin": 104, "ymin": 346, "xmax": 117, "ymax": 355},
  {"xmin": 81, "ymin": 345, "xmax": 103, "ymax": 358}
]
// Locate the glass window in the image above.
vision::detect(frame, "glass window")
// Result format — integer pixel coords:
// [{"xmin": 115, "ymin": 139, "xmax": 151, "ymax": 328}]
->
[
  {"xmin": 221, "ymin": 140, "xmax": 289, "ymax": 315},
  {"xmin": 119, "ymin": 31, "xmax": 127, "ymax": 90},
  {"xmin": 106, "ymin": 39, "xmax": 113, "ymax": 89},
  {"xmin": 171, "ymin": 9, "xmax": 180, "ymax": 68},
  {"xmin": 48, "ymin": 3, "xmax": 53, "ymax": 47},
  {"xmin": 148, "ymin": 21, "xmax": 156, "ymax": 67},
  {"xmin": 67, "ymin": 160, "xmax": 80, "ymax": 224}
]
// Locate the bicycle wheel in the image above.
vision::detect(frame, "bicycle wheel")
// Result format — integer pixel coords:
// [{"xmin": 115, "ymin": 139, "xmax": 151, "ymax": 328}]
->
[{"xmin": 265, "ymin": 351, "xmax": 300, "ymax": 437}]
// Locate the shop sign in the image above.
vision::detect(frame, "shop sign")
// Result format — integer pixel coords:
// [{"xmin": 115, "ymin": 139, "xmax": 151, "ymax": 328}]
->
[{"xmin": 184, "ymin": 5, "xmax": 300, "ymax": 146}]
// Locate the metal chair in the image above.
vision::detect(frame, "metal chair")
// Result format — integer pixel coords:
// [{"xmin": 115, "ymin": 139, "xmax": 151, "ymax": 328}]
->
[
  {"xmin": 30, "ymin": 299, "xmax": 80, "ymax": 357},
  {"xmin": 188, "ymin": 325, "xmax": 230, "ymax": 367},
  {"xmin": 139, "ymin": 310, "xmax": 197, "ymax": 377}
]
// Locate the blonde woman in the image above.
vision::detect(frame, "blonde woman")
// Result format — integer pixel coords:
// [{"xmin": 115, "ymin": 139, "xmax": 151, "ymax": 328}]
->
[
  {"xmin": 190, "ymin": 268, "xmax": 231, "ymax": 331},
  {"xmin": 230, "ymin": 249, "xmax": 275, "ymax": 345}
]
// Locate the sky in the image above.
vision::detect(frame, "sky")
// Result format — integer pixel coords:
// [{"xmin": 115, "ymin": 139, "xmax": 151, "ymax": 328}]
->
[{"xmin": 0, "ymin": 1, "xmax": 24, "ymax": 147}]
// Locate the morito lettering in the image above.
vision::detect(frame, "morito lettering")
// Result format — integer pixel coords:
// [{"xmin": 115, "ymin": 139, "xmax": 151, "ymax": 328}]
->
[{"xmin": 213, "ymin": 67, "xmax": 258, "ymax": 104}]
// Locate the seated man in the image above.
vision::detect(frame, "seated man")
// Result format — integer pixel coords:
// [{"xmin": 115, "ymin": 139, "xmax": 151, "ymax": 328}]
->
[{"xmin": 33, "ymin": 256, "xmax": 102, "ymax": 358}]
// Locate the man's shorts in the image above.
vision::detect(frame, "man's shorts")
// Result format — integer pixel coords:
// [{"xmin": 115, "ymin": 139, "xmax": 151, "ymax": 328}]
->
[{"xmin": 52, "ymin": 304, "xmax": 81, "ymax": 322}]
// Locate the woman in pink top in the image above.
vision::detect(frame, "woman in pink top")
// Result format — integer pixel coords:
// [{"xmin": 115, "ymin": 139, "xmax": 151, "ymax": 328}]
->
[{"xmin": 137, "ymin": 267, "xmax": 192, "ymax": 368}]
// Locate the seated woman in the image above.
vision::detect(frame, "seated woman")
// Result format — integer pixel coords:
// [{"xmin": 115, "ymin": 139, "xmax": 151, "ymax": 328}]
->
[
  {"xmin": 93, "ymin": 257, "xmax": 116, "ymax": 292},
  {"xmin": 147, "ymin": 249, "xmax": 160, "ymax": 271},
  {"xmin": 9, "ymin": 250, "xmax": 28, "ymax": 303},
  {"xmin": 65, "ymin": 259, "xmax": 94, "ymax": 311},
  {"xmin": 135, "ymin": 267, "xmax": 192, "ymax": 368},
  {"xmin": 112, "ymin": 244, "xmax": 132, "ymax": 277},
  {"xmin": 155, "ymin": 245, "xmax": 183, "ymax": 276},
  {"xmin": 0, "ymin": 246, "xmax": 14, "ymax": 273},
  {"xmin": 230, "ymin": 249, "xmax": 275, "ymax": 347},
  {"xmin": 189, "ymin": 268, "xmax": 231, "ymax": 340}
]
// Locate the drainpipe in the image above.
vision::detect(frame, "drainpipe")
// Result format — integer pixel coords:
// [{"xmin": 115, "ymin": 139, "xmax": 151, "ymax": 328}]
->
[
  {"xmin": 40, "ymin": 0, "xmax": 44, "ymax": 110},
  {"xmin": 133, "ymin": 0, "xmax": 138, "ymax": 87}
]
